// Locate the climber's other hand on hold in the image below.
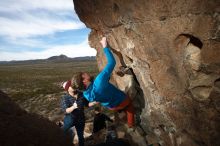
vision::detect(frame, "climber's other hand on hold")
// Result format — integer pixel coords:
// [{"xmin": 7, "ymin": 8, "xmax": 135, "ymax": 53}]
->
[{"xmin": 100, "ymin": 37, "xmax": 107, "ymax": 48}]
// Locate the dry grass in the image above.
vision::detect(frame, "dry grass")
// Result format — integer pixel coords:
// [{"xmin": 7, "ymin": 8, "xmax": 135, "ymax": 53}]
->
[{"xmin": 0, "ymin": 60, "xmax": 98, "ymax": 120}]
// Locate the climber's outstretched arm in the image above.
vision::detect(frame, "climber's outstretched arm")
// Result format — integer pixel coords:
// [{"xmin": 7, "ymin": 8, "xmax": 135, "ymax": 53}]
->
[{"xmin": 94, "ymin": 37, "xmax": 116, "ymax": 89}]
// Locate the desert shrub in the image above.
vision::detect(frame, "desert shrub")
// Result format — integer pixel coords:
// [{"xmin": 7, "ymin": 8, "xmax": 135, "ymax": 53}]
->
[{"xmin": 0, "ymin": 60, "xmax": 98, "ymax": 118}]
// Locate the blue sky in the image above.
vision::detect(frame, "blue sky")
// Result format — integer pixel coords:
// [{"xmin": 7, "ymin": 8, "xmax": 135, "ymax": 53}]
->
[{"xmin": 0, "ymin": 0, "xmax": 96, "ymax": 61}]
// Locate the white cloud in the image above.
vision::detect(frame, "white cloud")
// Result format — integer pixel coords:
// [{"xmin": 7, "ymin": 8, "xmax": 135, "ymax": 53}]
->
[
  {"xmin": 0, "ymin": 0, "xmax": 95, "ymax": 61},
  {"xmin": 0, "ymin": 0, "xmax": 74, "ymax": 12},
  {"xmin": 0, "ymin": 0, "xmax": 84, "ymax": 38},
  {"xmin": 0, "ymin": 15, "xmax": 84, "ymax": 38},
  {"xmin": 0, "ymin": 40, "xmax": 97, "ymax": 61}
]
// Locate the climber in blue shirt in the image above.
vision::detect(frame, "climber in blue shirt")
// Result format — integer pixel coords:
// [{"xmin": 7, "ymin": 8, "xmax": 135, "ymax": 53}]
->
[{"xmin": 71, "ymin": 37, "xmax": 135, "ymax": 128}]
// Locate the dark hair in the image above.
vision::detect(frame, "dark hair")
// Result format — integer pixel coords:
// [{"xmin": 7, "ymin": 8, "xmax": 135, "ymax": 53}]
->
[
  {"xmin": 94, "ymin": 106, "xmax": 101, "ymax": 112},
  {"xmin": 73, "ymin": 89, "xmax": 83, "ymax": 95},
  {"xmin": 71, "ymin": 72, "xmax": 84, "ymax": 90},
  {"xmin": 90, "ymin": 76, "xmax": 94, "ymax": 82}
]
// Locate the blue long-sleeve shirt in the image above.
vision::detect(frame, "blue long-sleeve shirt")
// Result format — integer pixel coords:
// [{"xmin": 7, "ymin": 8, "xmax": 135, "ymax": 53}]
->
[{"xmin": 83, "ymin": 47, "xmax": 126, "ymax": 108}]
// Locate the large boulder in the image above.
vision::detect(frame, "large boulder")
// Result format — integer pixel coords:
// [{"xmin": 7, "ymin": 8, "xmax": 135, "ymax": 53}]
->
[
  {"xmin": 73, "ymin": 0, "xmax": 220, "ymax": 146},
  {"xmin": 0, "ymin": 91, "xmax": 72, "ymax": 146}
]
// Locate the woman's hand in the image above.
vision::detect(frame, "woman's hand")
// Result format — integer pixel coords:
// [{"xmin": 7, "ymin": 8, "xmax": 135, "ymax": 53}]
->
[
  {"xmin": 72, "ymin": 102, "xmax": 78, "ymax": 109},
  {"xmin": 65, "ymin": 102, "xmax": 78, "ymax": 113}
]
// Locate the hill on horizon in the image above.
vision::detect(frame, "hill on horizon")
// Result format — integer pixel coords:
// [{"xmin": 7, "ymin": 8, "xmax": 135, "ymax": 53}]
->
[{"xmin": 0, "ymin": 55, "xmax": 96, "ymax": 64}]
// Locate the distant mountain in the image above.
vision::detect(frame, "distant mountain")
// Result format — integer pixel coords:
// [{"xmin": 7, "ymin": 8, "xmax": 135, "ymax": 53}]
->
[
  {"xmin": 0, "ymin": 55, "xmax": 96, "ymax": 64},
  {"xmin": 46, "ymin": 55, "xmax": 96, "ymax": 62},
  {"xmin": 47, "ymin": 54, "xmax": 70, "ymax": 61},
  {"xmin": 71, "ymin": 56, "xmax": 96, "ymax": 61}
]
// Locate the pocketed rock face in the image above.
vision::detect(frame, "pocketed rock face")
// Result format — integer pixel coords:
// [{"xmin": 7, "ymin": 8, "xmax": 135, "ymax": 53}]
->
[{"xmin": 73, "ymin": 0, "xmax": 220, "ymax": 145}]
